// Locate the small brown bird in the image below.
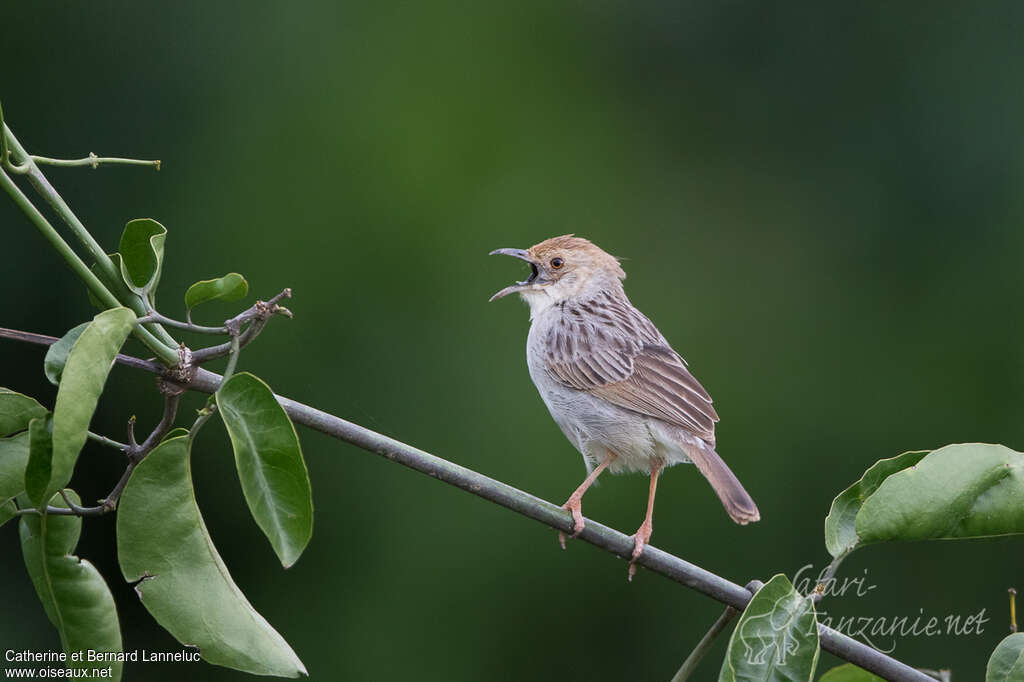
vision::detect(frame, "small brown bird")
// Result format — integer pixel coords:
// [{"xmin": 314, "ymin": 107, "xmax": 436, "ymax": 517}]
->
[{"xmin": 490, "ymin": 235, "xmax": 759, "ymax": 579}]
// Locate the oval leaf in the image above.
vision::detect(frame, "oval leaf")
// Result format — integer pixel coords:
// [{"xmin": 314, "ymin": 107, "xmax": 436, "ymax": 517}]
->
[
  {"xmin": 47, "ymin": 307, "xmax": 136, "ymax": 504},
  {"xmin": 855, "ymin": 444, "xmax": 1024, "ymax": 547},
  {"xmin": 818, "ymin": 663, "xmax": 885, "ymax": 681},
  {"xmin": 987, "ymin": 633, "xmax": 1024, "ymax": 681},
  {"xmin": 0, "ymin": 388, "xmax": 47, "ymax": 437},
  {"xmin": 824, "ymin": 451, "xmax": 928, "ymax": 558},
  {"xmin": 118, "ymin": 218, "xmax": 167, "ymax": 295},
  {"xmin": 216, "ymin": 372, "xmax": 313, "ymax": 568},
  {"xmin": 0, "ymin": 431, "xmax": 31, "ymax": 505},
  {"xmin": 20, "ymin": 490, "xmax": 123, "ymax": 680},
  {"xmin": 719, "ymin": 574, "xmax": 820, "ymax": 682},
  {"xmin": 185, "ymin": 273, "xmax": 248, "ymax": 311},
  {"xmin": 44, "ymin": 323, "xmax": 89, "ymax": 386},
  {"xmin": 116, "ymin": 436, "xmax": 307, "ymax": 677},
  {"xmin": 23, "ymin": 415, "xmax": 54, "ymax": 507}
]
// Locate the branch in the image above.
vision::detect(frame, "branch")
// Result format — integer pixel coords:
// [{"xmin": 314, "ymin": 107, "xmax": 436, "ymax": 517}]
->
[
  {"xmin": 94, "ymin": 390, "xmax": 182, "ymax": 514},
  {"xmin": 189, "ymin": 288, "xmax": 292, "ymax": 364},
  {"xmin": 0, "ymin": 327, "xmax": 933, "ymax": 682},
  {"xmin": 137, "ymin": 310, "xmax": 227, "ymax": 335},
  {"xmin": 16, "ymin": 389, "xmax": 183, "ymax": 518}
]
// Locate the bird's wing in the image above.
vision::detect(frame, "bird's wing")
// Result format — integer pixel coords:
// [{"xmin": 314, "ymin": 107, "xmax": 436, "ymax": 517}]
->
[{"xmin": 543, "ymin": 294, "xmax": 719, "ymax": 441}]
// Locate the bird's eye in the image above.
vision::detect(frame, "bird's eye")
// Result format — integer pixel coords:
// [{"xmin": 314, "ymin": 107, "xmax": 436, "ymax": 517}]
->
[{"xmin": 551, "ymin": 257, "xmax": 564, "ymax": 269}]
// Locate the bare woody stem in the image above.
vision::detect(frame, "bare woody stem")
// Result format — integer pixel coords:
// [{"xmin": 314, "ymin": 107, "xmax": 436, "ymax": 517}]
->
[
  {"xmin": 0, "ymin": 326, "xmax": 934, "ymax": 682},
  {"xmin": 17, "ymin": 391, "xmax": 182, "ymax": 517},
  {"xmin": 190, "ymin": 288, "xmax": 292, "ymax": 364},
  {"xmin": 138, "ymin": 310, "xmax": 228, "ymax": 335}
]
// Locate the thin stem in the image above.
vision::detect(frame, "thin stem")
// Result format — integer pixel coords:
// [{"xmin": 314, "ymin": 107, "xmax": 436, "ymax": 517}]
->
[
  {"xmin": 58, "ymin": 489, "xmax": 106, "ymax": 516},
  {"xmin": 1010, "ymin": 588, "xmax": 1017, "ymax": 633},
  {"xmin": 811, "ymin": 550, "xmax": 851, "ymax": 603},
  {"xmin": 138, "ymin": 311, "xmax": 227, "ymax": 335},
  {"xmin": 100, "ymin": 393, "xmax": 181, "ymax": 512},
  {"xmin": 5, "ymin": 125, "xmax": 122, "ymax": 291},
  {"xmin": 190, "ymin": 288, "xmax": 292, "ymax": 364},
  {"xmin": 0, "ymin": 329, "xmax": 935, "ymax": 682},
  {"xmin": 220, "ymin": 334, "xmax": 241, "ymax": 385},
  {"xmin": 87, "ymin": 431, "xmax": 128, "ymax": 452},
  {"xmin": 670, "ymin": 606, "xmax": 738, "ymax": 682},
  {"xmin": 30, "ymin": 153, "xmax": 160, "ymax": 170},
  {"xmin": 188, "ymin": 399, "xmax": 217, "ymax": 444},
  {"xmin": 15, "ymin": 505, "xmax": 106, "ymax": 517},
  {"xmin": 3, "ymin": 124, "xmax": 180, "ymax": 357},
  {"xmin": 127, "ymin": 416, "xmax": 138, "ymax": 448},
  {"xmin": 131, "ymin": 391, "xmax": 181, "ymax": 457}
]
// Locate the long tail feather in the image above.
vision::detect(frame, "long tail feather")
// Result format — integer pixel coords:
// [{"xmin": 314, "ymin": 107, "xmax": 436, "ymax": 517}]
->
[{"xmin": 687, "ymin": 443, "xmax": 760, "ymax": 525}]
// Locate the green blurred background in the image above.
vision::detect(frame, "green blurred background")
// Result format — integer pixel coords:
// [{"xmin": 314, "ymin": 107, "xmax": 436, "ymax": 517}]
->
[{"xmin": 2, "ymin": 2, "xmax": 1023, "ymax": 680}]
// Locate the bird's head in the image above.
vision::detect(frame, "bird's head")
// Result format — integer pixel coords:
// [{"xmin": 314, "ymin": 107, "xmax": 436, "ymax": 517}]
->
[{"xmin": 489, "ymin": 235, "xmax": 625, "ymax": 313}]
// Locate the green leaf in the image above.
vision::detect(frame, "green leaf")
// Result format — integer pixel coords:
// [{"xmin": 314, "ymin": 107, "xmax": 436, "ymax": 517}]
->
[
  {"xmin": 161, "ymin": 427, "xmax": 190, "ymax": 442},
  {"xmin": 185, "ymin": 273, "xmax": 248, "ymax": 311},
  {"xmin": 23, "ymin": 416, "xmax": 54, "ymax": 506},
  {"xmin": 20, "ymin": 490, "xmax": 123, "ymax": 680},
  {"xmin": 817, "ymin": 663, "xmax": 885, "ymax": 681},
  {"xmin": 0, "ymin": 387, "xmax": 47, "ymax": 437},
  {"xmin": 987, "ymin": 633, "xmax": 1024, "ymax": 681},
  {"xmin": 0, "ymin": 431, "xmax": 31, "ymax": 505},
  {"xmin": 117, "ymin": 436, "xmax": 306, "ymax": 677},
  {"xmin": 854, "ymin": 444, "xmax": 1024, "ymax": 547},
  {"xmin": 719, "ymin": 574, "xmax": 820, "ymax": 682},
  {"xmin": 44, "ymin": 323, "xmax": 89, "ymax": 386},
  {"xmin": 824, "ymin": 451, "xmax": 928, "ymax": 558},
  {"xmin": 217, "ymin": 372, "xmax": 313, "ymax": 568},
  {"xmin": 46, "ymin": 307, "xmax": 136, "ymax": 505},
  {"xmin": 0, "ymin": 499, "xmax": 15, "ymax": 529},
  {"xmin": 118, "ymin": 218, "xmax": 166, "ymax": 296}
]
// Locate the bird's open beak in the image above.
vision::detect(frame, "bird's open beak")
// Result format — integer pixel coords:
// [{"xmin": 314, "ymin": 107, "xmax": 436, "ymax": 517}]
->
[{"xmin": 488, "ymin": 248, "xmax": 543, "ymax": 302}]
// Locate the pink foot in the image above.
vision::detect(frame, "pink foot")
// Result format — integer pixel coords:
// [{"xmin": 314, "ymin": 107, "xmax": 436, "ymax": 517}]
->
[
  {"xmin": 558, "ymin": 495, "xmax": 585, "ymax": 549},
  {"xmin": 627, "ymin": 520, "xmax": 653, "ymax": 581}
]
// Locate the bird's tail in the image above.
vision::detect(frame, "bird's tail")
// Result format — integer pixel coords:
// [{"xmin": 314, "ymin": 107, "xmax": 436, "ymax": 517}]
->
[{"xmin": 687, "ymin": 442, "xmax": 760, "ymax": 525}]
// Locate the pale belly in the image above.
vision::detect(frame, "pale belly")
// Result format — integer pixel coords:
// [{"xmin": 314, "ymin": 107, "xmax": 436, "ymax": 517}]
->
[{"xmin": 527, "ymin": 351, "xmax": 687, "ymax": 475}]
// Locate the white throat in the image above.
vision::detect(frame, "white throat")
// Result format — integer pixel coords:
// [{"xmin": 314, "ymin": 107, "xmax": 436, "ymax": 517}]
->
[
  {"xmin": 518, "ymin": 272, "xmax": 623, "ymax": 320},
  {"xmin": 519, "ymin": 289, "xmax": 558, "ymax": 319}
]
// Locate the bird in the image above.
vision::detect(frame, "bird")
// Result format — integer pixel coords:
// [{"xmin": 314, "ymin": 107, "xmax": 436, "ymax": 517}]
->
[{"xmin": 489, "ymin": 235, "xmax": 759, "ymax": 579}]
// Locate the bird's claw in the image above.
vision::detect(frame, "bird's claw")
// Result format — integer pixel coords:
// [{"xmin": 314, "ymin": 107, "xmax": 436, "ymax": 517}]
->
[
  {"xmin": 627, "ymin": 520, "xmax": 653, "ymax": 581},
  {"xmin": 558, "ymin": 497, "xmax": 585, "ymax": 549}
]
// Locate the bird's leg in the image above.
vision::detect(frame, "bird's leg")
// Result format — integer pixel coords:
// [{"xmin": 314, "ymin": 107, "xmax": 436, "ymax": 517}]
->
[
  {"xmin": 628, "ymin": 463, "xmax": 662, "ymax": 581},
  {"xmin": 558, "ymin": 451, "xmax": 616, "ymax": 549}
]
